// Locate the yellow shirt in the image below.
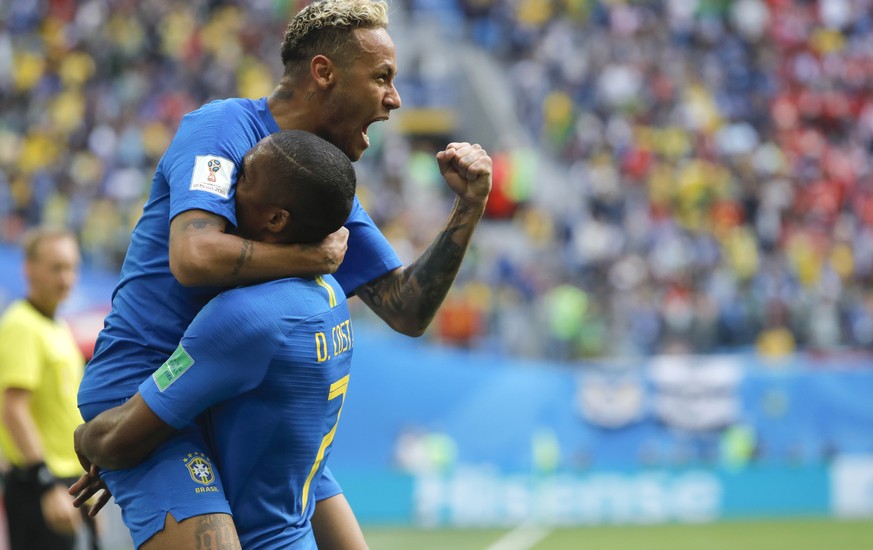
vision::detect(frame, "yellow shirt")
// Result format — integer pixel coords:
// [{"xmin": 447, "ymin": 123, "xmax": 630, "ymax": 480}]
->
[{"xmin": 0, "ymin": 300, "xmax": 84, "ymax": 478}]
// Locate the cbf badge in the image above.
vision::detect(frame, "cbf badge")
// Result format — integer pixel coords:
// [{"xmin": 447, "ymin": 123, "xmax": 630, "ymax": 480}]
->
[{"xmin": 183, "ymin": 452, "xmax": 215, "ymax": 485}]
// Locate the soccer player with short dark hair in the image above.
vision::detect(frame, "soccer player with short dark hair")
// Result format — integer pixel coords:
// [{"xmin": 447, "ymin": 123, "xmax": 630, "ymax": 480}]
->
[
  {"xmin": 73, "ymin": 0, "xmax": 492, "ymax": 548},
  {"xmin": 77, "ymin": 129, "xmax": 361, "ymax": 549}
]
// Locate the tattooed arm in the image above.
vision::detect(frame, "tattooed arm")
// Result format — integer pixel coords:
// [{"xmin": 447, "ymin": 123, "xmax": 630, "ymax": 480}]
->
[
  {"xmin": 356, "ymin": 143, "xmax": 492, "ymax": 337},
  {"xmin": 168, "ymin": 209, "xmax": 348, "ymax": 287}
]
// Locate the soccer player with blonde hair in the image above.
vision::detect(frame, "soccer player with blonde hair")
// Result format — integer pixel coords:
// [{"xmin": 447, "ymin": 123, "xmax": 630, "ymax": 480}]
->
[
  {"xmin": 73, "ymin": 1, "xmax": 492, "ymax": 548},
  {"xmin": 78, "ymin": 130, "xmax": 364, "ymax": 549}
]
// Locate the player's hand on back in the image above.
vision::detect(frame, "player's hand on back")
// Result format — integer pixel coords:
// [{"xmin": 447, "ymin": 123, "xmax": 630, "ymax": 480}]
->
[{"xmin": 436, "ymin": 142, "xmax": 492, "ymax": 207}]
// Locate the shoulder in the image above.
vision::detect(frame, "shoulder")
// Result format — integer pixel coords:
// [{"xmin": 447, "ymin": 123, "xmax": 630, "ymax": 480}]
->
[
  {"xmin": 182, "ymin": 284, "xmax": 288, "ymax": 355},
  {"xmin": 312, "ymin": 276, "xmax": 346, "ymax": 309},
  {"xmin": 165, "ymin": 99, "xmax": 264, "ymax": 173},
  {"xmin": 214, "ymin": 278, "xmax": 345, "ymax": 321},
  {"xmin": 185, "ymin": 98, "xmax": 251, "ymax": 118},
  {"xmin": 207, "ymin": 283, "xmax": 282, "ymax": 317},
  {"xmin": 0, "ymin": 301, "xmax": 38, "ymax": 331},
  {"xmin": 176, "ymin": 98, "xmax": 261, "ymax": 134},
  {"xmin": 0, "ymin": 302, "xmax": 48, "ymax": 353},
  {"xmin": 243, "ymin": 277, "xmax": 344, "ymax": 308},
  {"xmin": 200, "ymin": 280, "xmax": 300, "ymax": 326}
]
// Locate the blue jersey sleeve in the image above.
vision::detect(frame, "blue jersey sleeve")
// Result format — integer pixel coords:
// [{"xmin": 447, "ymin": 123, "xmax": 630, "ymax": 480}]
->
[
  {"xmin": 138, "ymin": 286, "xmax": 286, "ymax": 429},
  {"xmin": 333, "ymin": 198, "xmax": 403, "ymax": 297},
  {"xmin": 163, "ymin": 100, "xmax": 266, "ymax": 227}
]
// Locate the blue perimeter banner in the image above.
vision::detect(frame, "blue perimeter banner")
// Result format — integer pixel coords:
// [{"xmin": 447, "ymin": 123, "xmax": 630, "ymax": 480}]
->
[
  {"xmin": 330, "ymin": 327, "xmax": 873, "ymax": 525},
  {"xmin": 338, "ymin": 465, "xmax": 834, "ymax": 526},
  {"xmin": 337, "ymin": 459, "xmax": 873, "ymax": 526}
]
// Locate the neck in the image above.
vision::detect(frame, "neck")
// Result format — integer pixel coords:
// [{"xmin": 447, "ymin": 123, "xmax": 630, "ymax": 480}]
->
[
  {"xmin": 27, "ymin": 295, "xmax": 57, "ymax": 319},
  {"xmin": 267, "ymin": 80, "xmax": 320, "ymax": 132}
]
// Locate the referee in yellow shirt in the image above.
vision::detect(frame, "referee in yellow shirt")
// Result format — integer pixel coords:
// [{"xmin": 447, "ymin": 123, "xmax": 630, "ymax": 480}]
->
[{"xmin": 0, "ymin": 226, "xmax": 97, "ymax": 550}]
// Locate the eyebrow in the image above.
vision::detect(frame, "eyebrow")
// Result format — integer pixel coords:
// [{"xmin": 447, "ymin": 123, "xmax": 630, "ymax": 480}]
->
[{"xmin": 376, "ymin": 63, "xmax": 396, "ymax": 77}]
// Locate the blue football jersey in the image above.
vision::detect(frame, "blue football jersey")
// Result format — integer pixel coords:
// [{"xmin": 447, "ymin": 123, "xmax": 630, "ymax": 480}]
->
[
  {"xmin": 139, "ymin": 275, "xmax": 354, "ymax": 549},
  {"xmin": 78, "ymin": 97, "xmax": 401, "ymax": 408}
]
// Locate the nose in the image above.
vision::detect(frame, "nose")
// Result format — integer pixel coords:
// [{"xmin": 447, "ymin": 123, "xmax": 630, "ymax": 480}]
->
[
  {"xmin": 60, "ymin": 267, "xmax": 77, "ymax": 292},
  {"xmin": 385, "ymin": 83, "xmax": 401, "ymax": 111}
]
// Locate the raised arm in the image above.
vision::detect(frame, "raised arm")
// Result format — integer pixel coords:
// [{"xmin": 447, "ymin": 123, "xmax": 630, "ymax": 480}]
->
[
  {"xmin": 356, "ymin": 142, "xmax": 492, "ymax": 337},
  {"xmin": 169, "ymin": 209, "xmax": 348, "ymax": 287},
  {"xmin": 74, "ymin": 393, "xmax": 174, "ymax": 471}
]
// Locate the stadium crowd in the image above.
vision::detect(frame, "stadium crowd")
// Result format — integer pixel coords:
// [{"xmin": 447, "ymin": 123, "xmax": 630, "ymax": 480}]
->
[
  {"xmin": 431, "ymin": 0, "xmax": 873, "ymax": 360},
  {"xmin": 2, "ymin": 0, "xmax": 873, "ymax": 361}
]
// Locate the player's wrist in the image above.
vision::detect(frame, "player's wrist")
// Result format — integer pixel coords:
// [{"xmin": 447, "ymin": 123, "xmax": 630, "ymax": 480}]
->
[{"xmin": 454, "ymin": 195, "xmax": 488, "ymax": 217}]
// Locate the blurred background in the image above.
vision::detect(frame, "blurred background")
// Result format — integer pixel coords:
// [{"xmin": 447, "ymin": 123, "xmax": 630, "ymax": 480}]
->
[{"xmin": 2, "ymin": 0, "xmax": 873, "ymax": 548}]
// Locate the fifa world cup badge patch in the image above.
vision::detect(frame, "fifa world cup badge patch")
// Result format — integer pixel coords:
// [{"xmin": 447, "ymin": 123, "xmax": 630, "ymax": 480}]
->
[
  {"xmin": 184, "ymin": 452, "xmax": 216, "ymax": 486},
  {"xmin": 190, "ymin": 155, "xmax": 234, "ymax": 198}
]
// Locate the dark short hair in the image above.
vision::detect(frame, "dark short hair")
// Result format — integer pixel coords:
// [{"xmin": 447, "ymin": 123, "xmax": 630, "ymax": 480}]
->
[
  {"xmin": 258, "ymin": 129, "xmax": 356, "ymax": 242},
  {"xmin": 280, "ymin": 0, "xmax": 389, "ymax": 72}
]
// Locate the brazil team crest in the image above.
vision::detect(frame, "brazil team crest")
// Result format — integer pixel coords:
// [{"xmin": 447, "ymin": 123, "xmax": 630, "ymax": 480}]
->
[{"xmin": 183, "ymin": 452, "xmax": 215, "ymax": 485}]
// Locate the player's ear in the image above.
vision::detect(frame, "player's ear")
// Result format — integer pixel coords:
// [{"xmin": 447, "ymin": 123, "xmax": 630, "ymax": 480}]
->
[
  {"xmin": 266, "ymin": 209, "xmax": 290, "ymax": 234},
  {"xmin": 311, "ymin": 55, "xmax": 335, "ymax": 89}
]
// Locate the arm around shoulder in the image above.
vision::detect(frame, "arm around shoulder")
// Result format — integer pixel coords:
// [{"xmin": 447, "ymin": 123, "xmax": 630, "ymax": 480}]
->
[{"xmin": 169, "ymin": 209, "xmax": 348, "ymax": 287}]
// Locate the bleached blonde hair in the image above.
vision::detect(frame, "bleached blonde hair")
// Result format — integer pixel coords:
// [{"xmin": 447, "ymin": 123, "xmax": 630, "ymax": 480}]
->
[{"xmin": 281, "ymin": 0, "xmax": 389, "ymax": 72}]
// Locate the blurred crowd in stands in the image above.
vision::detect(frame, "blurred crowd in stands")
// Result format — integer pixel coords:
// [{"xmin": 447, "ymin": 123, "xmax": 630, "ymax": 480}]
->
[
  {"xmin": 3, "ymin": 0, "xmax": 873, "ymax": 362},
  {"xmin": 435, "ymin": 0, "xmax": 873, "ymax": 361}
]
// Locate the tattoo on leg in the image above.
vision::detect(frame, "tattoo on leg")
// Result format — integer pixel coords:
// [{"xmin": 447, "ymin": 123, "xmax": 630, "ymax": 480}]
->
[
  {"xmin": 231, "ymin": 239, "xmax": 254, "ymax": 277},
  {"xmin": 194, "ymin": 515, "xmax": 238, "ymax": 550}
]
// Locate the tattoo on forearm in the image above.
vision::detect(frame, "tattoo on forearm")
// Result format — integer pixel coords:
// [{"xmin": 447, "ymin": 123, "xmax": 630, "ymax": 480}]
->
[
  {"xmin": 194, "ymin": 515, "xmax": 239, "ymax": 550},
  {"xmin": 231, "ymin": 239, "xmax": 254, "ymax": 277},
  {"xmin": 361, "ymin": 270, "xmax": 413, "ymax": 313},
  {"xmin": 412, "ymin": 225, "xmax": 467, "ymax": 312},
  {"xmin": 363, "ymin": 224, "xmax": 467, "ymax": 326}
]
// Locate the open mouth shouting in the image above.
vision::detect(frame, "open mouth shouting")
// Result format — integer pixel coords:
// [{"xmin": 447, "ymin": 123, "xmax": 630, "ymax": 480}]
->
[{"xmin": 362, "ymin": 116, "xmax": 389, "ymax": 148}]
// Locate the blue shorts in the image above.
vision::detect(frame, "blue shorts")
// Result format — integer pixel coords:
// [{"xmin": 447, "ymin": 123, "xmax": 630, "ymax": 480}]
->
[
  {"xmin": 79, "ymin": 400, "xmax": 342, "ymax": 548},
  {"xmin": 79, "ymin": 400, "xmax": 230, "ymax": 548},
  {"xmin": 315, "ymin": 466, "xmax": 343, "ymax": 501}
]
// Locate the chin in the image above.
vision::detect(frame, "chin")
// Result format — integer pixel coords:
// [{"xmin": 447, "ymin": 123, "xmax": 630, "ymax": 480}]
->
[{"xmin": 344, "ymin": 145, "xmax": 366, "ymax": 162}]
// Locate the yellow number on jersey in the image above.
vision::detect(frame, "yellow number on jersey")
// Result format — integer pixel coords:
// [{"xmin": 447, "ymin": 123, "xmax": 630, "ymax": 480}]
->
[{"xmin": 301, "ymin": 374, "xmax": 350, "ymax": 512}]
